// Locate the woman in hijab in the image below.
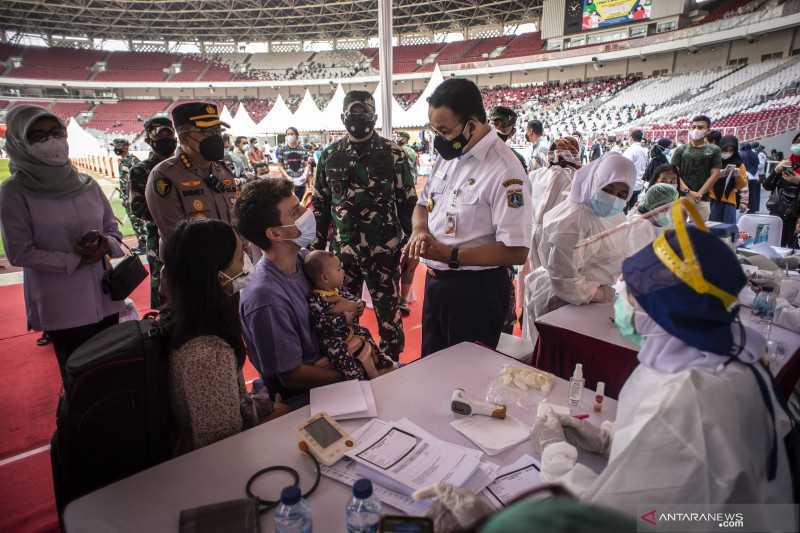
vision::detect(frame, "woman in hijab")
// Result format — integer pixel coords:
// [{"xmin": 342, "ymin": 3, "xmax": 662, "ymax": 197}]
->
[
  {"xmin": 532, "ymin": 201, "xmax": 792, "ymax": 520},
  {"xmin": 763, "ymin": 132, "xmax": 800, "ymax": 247},
  {"xmin": 708, "ymin": 135, "xmax": 747, "ymax": 224},
  {"xmin": 524, "ymin": 152, "xmax": 636, "ymax": 338},
  {"xmin": 642, "ymin": 138, "xmax": 672, "ymax": 185},
  {"xmin": 0, "ymin": 105, "xmax": 125, "ymax": 380},
  {"xmin": 740, "ymin": 142, "xmax": 761, "ymax": 213}
]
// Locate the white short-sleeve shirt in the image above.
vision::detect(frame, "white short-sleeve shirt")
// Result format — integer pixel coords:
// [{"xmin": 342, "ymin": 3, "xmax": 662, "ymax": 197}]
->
[{"xmin": 418, "ymin": 130, "xmax": 532, "ymax": 271}]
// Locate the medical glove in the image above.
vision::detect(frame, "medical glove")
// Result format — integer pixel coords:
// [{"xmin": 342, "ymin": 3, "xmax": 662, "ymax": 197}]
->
[
  {"xmin": 413, "ymin": 483, "xmax": 493, "ymax": 531},
  {"xmin": 532, "ymin": 410, "xmax": 567, "ymax": 454},
  {"xmin": 557, "ymin": 414, "xmax": 613, "ymax": 456}
]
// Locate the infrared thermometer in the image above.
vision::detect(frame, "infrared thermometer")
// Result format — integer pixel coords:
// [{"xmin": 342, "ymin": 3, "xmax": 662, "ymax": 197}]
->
[{"xmin": 450, "ymin": 388, "xmax": 507, "ymax": 419}]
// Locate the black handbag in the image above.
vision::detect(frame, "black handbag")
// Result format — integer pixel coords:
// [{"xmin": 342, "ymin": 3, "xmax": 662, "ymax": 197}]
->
[{"xmin": 101, "ymin": 240, "xmax": 148, "ymax": 301}]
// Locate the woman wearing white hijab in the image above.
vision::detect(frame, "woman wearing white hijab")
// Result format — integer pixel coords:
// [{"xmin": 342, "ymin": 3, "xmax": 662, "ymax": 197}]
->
[
  {"xmin": 0, "ymin": 105, "xmax": 125, "ymax": 381},
  {"xmin": 532, "ymin": 202, "xmax": 793, "ymax": 522},
  {"xmin": 523, "ymin": 152, "xmax": 636, "ymax": 338}
]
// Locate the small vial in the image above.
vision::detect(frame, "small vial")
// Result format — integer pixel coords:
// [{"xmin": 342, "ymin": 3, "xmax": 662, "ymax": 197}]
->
[
  {"xmin": 568, "ymin": 363, "xmax": 584, "ymax": 407},
  {"xmin": 593, "ymin": 381, "xmax": 606, "ymax": 413}
]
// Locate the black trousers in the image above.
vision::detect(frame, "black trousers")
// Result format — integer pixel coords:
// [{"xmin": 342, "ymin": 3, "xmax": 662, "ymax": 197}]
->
[
  {"xmin": 47, "ymin": 313, "xmax": 119, "ymax": 382},
  {"xmin": 747, "ymin": 180, "xmax": 762, "ymax": 214},
  {"xmin": 421, "ymin": 267, "xmax": 510, "ymax": 357}
]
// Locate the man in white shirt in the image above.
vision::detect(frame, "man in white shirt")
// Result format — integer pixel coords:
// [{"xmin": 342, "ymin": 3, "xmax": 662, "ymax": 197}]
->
[
  {"xmin": 622, "ymin": 129, "xmax": 649, "ymax": 210},
  {"xmin": 526, "ymin": 119, "xmax": 550, "ymax": 172},
  {"xmin": 404, "ymin": 78, "xmax": 532, "ymax": 356}
]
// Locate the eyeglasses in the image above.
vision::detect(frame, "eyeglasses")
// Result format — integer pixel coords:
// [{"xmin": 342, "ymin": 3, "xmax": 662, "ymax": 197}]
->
[{"xmin": 28, "ymin": 126, "xmax": 66, "ymax": 144}]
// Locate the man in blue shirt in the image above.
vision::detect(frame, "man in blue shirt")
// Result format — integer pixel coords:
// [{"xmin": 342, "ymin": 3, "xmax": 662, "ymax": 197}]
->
[{"xmin": 235, "ymin": 178, "xmax": 352, "ymax": 406}]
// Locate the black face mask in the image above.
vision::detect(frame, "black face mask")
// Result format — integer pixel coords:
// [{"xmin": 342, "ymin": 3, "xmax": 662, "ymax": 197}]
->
[
  {"xmin": 198, "ymin": 134, "xmax": 225, "ymax": 161},
  {"xmin": 113, "ymin": 148, "xmax": 125, "ymax": 156},
  {"xmin": 434, "ymin": 122, "xmax": 471, "ymax": 161},
  {"xmin": 153, "ymin": 137, "xmax": 177, "ymax": 158},
  {"xmin": 343, "ymin": 113, "xmax": 375, "ymax": 139},
  {"xmin": 497, "ymin": 131, "xmax": 510, "ymax": 142}
]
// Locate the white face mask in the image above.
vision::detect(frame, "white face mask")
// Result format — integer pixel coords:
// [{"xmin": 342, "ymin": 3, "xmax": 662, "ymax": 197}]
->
[
  {"xmin": 286, "ymin": 134, "xmax": 298, "ymax": 144},
  {"xmin": 29, "ymin": 137, "xmax": 69, "ymax": 166},
  {"xmin": 220, "ymin": 269, "xmax": 251, "ymax": 294},
  {"xmin": 291, "ymin": 209, "xmax": 317, "ymax": 249},
  {"xmin": 688, "ymin": 128, "xmax": 706, "ymax": 142}
]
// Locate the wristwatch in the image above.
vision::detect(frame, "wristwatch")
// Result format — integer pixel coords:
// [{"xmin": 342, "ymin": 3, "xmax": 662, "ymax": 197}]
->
[{"xmin": 448, "ymin": 247, "xmax": 461, "ymax": 270}]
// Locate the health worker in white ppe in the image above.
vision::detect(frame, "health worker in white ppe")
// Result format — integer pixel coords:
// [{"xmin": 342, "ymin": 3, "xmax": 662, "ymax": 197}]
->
[
  {"xmin": 518, "ymin": 136, "xmax": 582, "ymax": 332},
  {"xmin": 524, "ymin": 152, "xmax": 636, "ymax": 339},
  {"xmin": 532, "ymin": 200, "xmax": 794, "ymax": 522}
]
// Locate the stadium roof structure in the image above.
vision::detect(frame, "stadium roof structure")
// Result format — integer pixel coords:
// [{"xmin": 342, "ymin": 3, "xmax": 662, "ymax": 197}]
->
[{"xmin": 0, "ymin": 0, "xmax": 542, "ymax": 43}]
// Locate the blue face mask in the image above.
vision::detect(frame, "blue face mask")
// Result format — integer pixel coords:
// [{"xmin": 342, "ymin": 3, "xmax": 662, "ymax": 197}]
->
[
  {"xmin": 591, "ymin": 190, "xmax": 626, "ymax": 218},
  {"xmin": 614, "ymin": 292, "xmax": 643, "ymax": 347},
  {"xmin": 654, "ymin": 211, "xmax": 672, "ymax": 228}
]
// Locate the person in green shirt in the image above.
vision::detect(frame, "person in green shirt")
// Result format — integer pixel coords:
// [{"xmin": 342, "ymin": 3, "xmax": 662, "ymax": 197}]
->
[{"xmin": 670, "ymin": 115, "xmax": 722, "ymax": 220}]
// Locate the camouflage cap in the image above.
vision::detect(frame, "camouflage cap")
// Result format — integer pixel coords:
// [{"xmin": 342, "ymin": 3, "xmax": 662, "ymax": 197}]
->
[
  {"xmin": 143, "ymin": 116, "xmax": 174, "ymax": 133},
  {"xmin": 490, "ymin": 106, "xmax": 518, "ymax": 128},
  {"xmin": 343, "ymin": 90, "xmax": 375, "ymax": 113},
  {"xmin": 112, "ymin": 138, "xmax": 130, "ymax": 146},
  {"xmin": 397, "ymin": 131, "xmax": 411, "ymax": 139}
]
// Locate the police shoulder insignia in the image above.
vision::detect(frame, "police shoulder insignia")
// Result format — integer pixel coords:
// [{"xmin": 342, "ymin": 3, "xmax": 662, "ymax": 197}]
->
[
  {"xmin": 506, "ymin": 189, "xmax": 524, "ymax": 208},
  {"xmin": 192, "ymin": 199, "xmax": 204, "ymax": 212},
  {"xmin": 154, "ymin": 177, "xmax": 173, "ymax": 197},
  {"xmin": 179, "ymin": 153, "xmax": 192, "ymax": 169},
  {"xmin": 503, "ymin": 179, "xmax": 524, "ymax": 188}
]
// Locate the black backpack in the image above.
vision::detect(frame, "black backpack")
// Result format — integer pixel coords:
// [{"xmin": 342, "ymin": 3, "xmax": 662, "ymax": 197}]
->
[{"xmin": 51, "ymin": 317, "xmax": 174, "ymax": 516}]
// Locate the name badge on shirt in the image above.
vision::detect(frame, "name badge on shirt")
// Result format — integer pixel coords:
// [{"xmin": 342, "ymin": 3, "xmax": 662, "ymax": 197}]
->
[{"xmin": 444, "ymin": 212, "xmax": 457, "ymax": 237}]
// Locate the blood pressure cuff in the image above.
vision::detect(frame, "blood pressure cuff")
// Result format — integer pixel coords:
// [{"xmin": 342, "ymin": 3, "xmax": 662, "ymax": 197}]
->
[{"xmin": 179, "ymin": 498, "xmax": 261, "ymax": 533}]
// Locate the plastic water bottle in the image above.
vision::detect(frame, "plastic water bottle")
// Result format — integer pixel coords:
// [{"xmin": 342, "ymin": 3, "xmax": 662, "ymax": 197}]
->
[
  {"xmin": 274, "ymin": 486, "xmax": 312, "ymax": 533},
  {"xmin": 346, "ymin": 479, "xmax": 382, "ymax": 533}
]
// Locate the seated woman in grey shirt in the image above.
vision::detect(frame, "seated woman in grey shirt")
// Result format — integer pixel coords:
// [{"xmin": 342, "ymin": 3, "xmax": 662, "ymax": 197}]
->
[
  {"xmin": 162, "ymin": 218, "xmax": 288, "ymax": 454},
  {"xmin": 0, "ymin": 105, "xmax": 125, "ymax": 380}
]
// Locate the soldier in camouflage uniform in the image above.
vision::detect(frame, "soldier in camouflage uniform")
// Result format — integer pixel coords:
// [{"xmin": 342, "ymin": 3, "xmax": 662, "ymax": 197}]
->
[
  {"xmin": 113, "ymin": 138, "xmax": 145, "ymax": 253},
  {"xmin": 312, "ymin": 91, "xmax": 417, "ymax": 361},
  {"xmin": 128, "ymin": 117, "xmax": 177, "ymax": 309}
]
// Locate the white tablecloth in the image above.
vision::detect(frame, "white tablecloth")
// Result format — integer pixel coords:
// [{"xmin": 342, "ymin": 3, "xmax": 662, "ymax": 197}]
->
[{"xmin": 63, "ymin": 342, "xmax": 617, "ymax": 533}]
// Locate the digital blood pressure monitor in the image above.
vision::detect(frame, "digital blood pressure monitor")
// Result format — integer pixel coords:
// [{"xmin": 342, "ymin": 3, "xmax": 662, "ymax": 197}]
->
[{"xmin": 297, "ymin": 412, "xmax": 355, "ymax": 466}]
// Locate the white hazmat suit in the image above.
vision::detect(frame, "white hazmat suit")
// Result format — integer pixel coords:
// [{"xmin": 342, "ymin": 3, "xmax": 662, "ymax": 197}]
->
[
  {"xmin": 524, "ymin": 152, "xmax": 637, "ymax": 338},
  {"xmin": 545, "ymin": 311, "xmax": 793, "ymax": 520}
]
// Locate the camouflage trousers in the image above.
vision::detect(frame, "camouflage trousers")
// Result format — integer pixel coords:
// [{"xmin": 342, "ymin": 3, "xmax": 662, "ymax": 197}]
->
[
  {"xmin": 339, "ymin": 246, "xmax": 404, "ymax": 362},
  {"xmin": 145, "ymin": 224, "xmax": 163, "ymax": 310},
  {"xmin": 118, "ymin": 181, "xmax": 147, "ymax": 250}
]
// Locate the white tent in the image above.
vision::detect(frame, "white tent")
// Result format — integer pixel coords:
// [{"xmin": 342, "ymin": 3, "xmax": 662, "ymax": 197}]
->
[
  {"xmin": 67, "ymin": 118, "xmax": 104, "ymax": 156},
  {"xmin": 372, "ymin": 83, "xmax": 409, "ymax": 131},
  {"xmin": 229, "ymin": 103, "xmax": 260, "ymax": 137},
  {"xmin": 293, "ymin": 90, "xmax": 324, "ymax": 132},
  {"xmin": 401, "ymin": 64, "xmax": 445, "ymax": 128},
  {"xmin": 257, "ymin": 95, "xmax": 294, "ymax": 134},
  {"xmin": 219, "ymin": 105, "xmax": 235, "ymax": 127},
  {"xmin": 321, "ymin": 84, "xmax": 347, "ymax": 132}
]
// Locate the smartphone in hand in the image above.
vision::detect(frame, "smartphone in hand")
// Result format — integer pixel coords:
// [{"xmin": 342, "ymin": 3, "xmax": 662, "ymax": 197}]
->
[{"xmin": 78, "ymin": 230, "xmax": 101, "ymax": 248}]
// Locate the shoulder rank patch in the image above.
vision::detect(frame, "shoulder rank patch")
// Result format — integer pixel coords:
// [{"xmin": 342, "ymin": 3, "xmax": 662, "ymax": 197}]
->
[
  {"xmin": 154, "ymin": 177, "xmax": 173, "ymax": 197},
  {"xmin": 179, "ymin": 153, "xmax": 192, "ymax": 169},
  {"xmin": 506, "ymin": 189, "xmax": 524, "ymax": 209},
  {"xmin": 180, "ymin": 180, "xmax": 202, "ymax": 188},
  {"xmin": 503, "ymin": 179, "xmax": 524, "ymax": 188}
]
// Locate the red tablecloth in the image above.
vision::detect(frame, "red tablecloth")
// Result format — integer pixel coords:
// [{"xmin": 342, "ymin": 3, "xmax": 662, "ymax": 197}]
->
[{"xmin": 533, "ymin": 320, "xmax": 638, "ymax": 400}]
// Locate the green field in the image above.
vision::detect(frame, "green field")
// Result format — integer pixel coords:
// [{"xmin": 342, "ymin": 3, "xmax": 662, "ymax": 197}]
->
[{"xmin": 0, "ymin": 160, "xmax": 134, "ymax": 258}]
